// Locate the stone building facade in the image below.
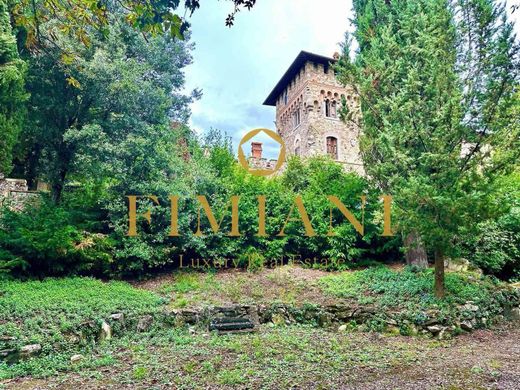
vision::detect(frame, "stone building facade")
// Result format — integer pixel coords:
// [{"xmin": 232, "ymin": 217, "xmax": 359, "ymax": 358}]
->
[{"xmin": 263, "ymin": 51, "xmax": 364, "ymax": 175}]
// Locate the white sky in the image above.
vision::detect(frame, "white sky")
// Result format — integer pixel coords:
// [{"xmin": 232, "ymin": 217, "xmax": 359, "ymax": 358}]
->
[{"xmin": 184, "ymin": 0, "xmax": 520, "ymax": 159}]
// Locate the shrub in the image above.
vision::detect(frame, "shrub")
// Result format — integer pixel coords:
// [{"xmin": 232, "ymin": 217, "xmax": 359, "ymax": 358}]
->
[
  {"xmin": 0, "ymin": 198, "xmax": 112, "ymax": 277},
  {"xmin": 465, "ymin": 208, "xmax": 520, "ymax": 280},
  {"xmin": 458, "ymin": 173, "xmax": 520, "ymax": 281}
]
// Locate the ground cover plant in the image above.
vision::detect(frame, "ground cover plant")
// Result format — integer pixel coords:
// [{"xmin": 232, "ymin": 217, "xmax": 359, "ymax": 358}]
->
[
  {"xmin": 2, "ymin": 321, "xmax": 520, "ymax": 389},
  {"xmin": 0, "ymin": 278, "xmax": 165, "ymax": 351},
  {"xmin": 1, "ymin": 265, "xmax": 517, "ymax": 378}
]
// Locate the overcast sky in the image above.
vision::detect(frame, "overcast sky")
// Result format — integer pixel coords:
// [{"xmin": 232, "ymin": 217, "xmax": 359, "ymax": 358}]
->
[{"xmin": 184, "ymin": 0, "xmax": 520, "ymax": 158}]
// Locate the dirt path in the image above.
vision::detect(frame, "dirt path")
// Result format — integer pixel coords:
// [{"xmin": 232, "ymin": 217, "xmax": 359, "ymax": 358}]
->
[{"xmin": 343, "ymin": 325, "xmax": 520, "ymax": 390}]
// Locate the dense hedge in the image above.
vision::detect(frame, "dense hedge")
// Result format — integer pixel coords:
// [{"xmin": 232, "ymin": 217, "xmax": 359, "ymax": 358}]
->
[{"xmin": 0, "ymin": 141, "xmax": 401, "ymax": 277}]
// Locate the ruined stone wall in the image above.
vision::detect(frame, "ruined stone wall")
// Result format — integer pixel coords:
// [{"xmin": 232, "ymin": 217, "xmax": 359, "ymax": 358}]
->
[
  {"xmin": 274, "ymin": 61, "xmax": 364, "ymax": 175},
  {"xmin": 0, "ymin": 174, "xmax": 38, "ymax": 211}
]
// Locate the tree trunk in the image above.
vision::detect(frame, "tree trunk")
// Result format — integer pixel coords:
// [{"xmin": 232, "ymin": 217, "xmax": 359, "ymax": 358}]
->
[
  {"xmin": 404, "ymin": 230, "xmax": 428, "ymax": 269},
  {"xmin": 434, "ymin": 249, "xmax": 445, "ymax": 298},
  {"xmin": 51, "ymin": 166, "xmax": 68, "ymax": 204}
]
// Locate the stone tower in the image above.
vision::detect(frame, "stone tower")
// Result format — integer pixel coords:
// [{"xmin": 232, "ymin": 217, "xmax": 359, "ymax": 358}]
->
[{"xmin": 263, "ymin": 51, "xmax": 363, "ymax": 174}]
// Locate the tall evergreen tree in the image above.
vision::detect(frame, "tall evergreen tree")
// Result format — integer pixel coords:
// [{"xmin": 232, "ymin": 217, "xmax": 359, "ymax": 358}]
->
[
  {"xmin": 0, "ymin": 0, "xmax": 27, "ymax": 174},
  {"xmin": 337, "ymin": 0, "xmax": 519, "ymax": 296}
]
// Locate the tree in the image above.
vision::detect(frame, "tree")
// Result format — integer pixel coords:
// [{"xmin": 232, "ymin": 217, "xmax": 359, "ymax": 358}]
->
[
  {"xmin": 10, "ymin": 0, "xmax": 257, "ymax": 49},
  {"xmin": 337, "ymin": 0, "xmax": 519, "ymax": 297},
  {"xmin": 0, "ymin": 0, "xmax": 27, "ymax": 174},
  {"xmin": 15, "ymin": 13, "xmax": 198, "ymax": 202}
]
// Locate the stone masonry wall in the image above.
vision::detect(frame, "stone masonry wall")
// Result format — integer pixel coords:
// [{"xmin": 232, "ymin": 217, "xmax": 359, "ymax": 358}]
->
[
  {"xmin": 274, "ymin": 60, "xmax": 364, "ymax": 175},
  {"xmin": 0, "ymin": 174, "xmax": 37, "ymax": 211}
]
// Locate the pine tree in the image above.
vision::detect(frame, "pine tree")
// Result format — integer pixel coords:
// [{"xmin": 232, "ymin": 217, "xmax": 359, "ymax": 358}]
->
[
  {"xmin": 0, "ymin": 0, "xmax": 26, "ymax": 174},
  {"xmin": 337, "ymin": 0, "xmax": 519, "ymax": 297}
]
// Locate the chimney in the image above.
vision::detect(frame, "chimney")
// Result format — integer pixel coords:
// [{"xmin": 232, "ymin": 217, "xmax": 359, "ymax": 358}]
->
[{"xmin": 251, "ymin": 142, "xmax": 263, "ymax": 159}]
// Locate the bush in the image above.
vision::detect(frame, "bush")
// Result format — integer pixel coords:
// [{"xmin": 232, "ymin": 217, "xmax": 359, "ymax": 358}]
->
[
  {"xmin": 1, "ymin": 136, "xmax": 400, "ymax": 277},
  {"xmin": 319, "ymin": 266, "xmax": 502, "ymax": 311},
  {"xmin": 0, "ymin": 198, "xmax": 112, "ymax": 277},
  {"xmin": 458, "ymin": 173, "xmax": 520, "ymax": 281},
  {"xmin": 465, "ymin": 208, "xmax": 520, "ymax": 280}
]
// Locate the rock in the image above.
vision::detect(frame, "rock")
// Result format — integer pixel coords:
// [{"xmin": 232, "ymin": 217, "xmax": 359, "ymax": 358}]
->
[
  {"xmin": 109, "ymin": 313, "xmax": 124, "ymax": 323},
  {"xmin": 385, "ymin": 318, "xmax": 398, "ymax": 326},
  {"xmin": 461, "ymin": 320, "xmax": 473, "ymax": 331},
  {"xmin": 437, "ymin": 328, "xmax": 451, "ymax": 340},
  {"xmin": 0, "ymin": 348, "xmax": 19, "ymax": 364},
  {"xmin": 246, "ymin": 305, "xmax": 260, "ymax": 326},
  {"xmin": 70, "ymin": 354, "xmax": 84, "ymax": 364},
  {"xmin": 20, "ymin": 344, "xmax": 41, "ymax": 359},
  {"xmin": 461, "ymin": 302, "xmax": 479, "ymax": 312},
  {"xmin": 445, "ymin": 258, "xmax": 470, "ymax": 272},
  {"xmin": 338, "ymin": 324, "xmax": 347, "ymax": 332},
  {"xmin": 177, "ymin": 309, "xmax": 199, "ymax": 325},
  {"xmin": 271, "ymin": 313, "xmax": 286, "ymax": 327},
  {"xmin": 510, "ymin": 308, "xmax": 520, "ymax": 321},
  {"xmin": 427, "ymin": 325, "xmax": 442, "ymax": 334},
  {"xmin": 317, "ymin": 312, "xmax": 332, "ymax": 327},
  {"xmin": 188, "ymin": 326, "xmax": 196, "ymax": 335},
  {"xmin": 137, "ymin": 315, "xmax": 154, "ymax": 332},
  {"xmin": 99, "ymin": 321, "xmax": 112, "ymax": 341}
]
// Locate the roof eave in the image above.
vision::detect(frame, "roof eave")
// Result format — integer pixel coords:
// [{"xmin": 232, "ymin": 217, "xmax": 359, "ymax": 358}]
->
[{"xmin": 263, "ymin": 51, "xmax": 336, "ymax": 106}]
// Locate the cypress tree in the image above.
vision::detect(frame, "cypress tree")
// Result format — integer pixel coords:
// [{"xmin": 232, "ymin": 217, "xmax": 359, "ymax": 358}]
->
[
  {"xmin": 0, "ymin": 0, "xmax": 26, "ymax": 175},
  {"xmin": 337, "ymin": 0, "xmax": 519, "ymax": 297}
]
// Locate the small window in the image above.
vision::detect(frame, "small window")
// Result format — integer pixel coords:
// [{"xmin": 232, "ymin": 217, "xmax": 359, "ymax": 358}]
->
[
  {"xmin": 295, "ymin": 139, "xmax": 301, "ymax": 156},
  {"xmin": 326, "ymin": 137, "xmax": 338, "ymax": 160},
  {"xmin": 324, "ymin": 100, "xmax": 337, "ymax": 118},
  {"xmin": 283, "ymin": 90, "xmax": 288, "ymax": 105},
  {"xmin": 293, "ymin": 108, "xmax": 301, "ymax": 128},
  {"xmin": 314, "ymin": 62, "xmax": 318, "ymax": 70}
]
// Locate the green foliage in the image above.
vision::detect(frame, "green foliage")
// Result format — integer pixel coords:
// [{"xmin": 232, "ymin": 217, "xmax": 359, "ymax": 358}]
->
[
  {"xmin": 0, "ymin": 0, "xmax": 27, "ymax": 174},
  {"xmin": 456, "ymin": 172, "xmax": 520, "ymax": 279},
  {"xmin": 12, "ymin": 0, "xmax": 256, "ymax": 50},
  {"xmin": 15, "ymin": 14, "xmax": 197, "ymax": 201},
  {"xmin": 336, "ymin": 0, "xmax": 519, "ymax": 294},
  {"xmin": 319, "ymin": 266, "xmax": 500, "ymax": 311},
  {"xmin": 0, "ymin": 277, "xmax": 163, "ymax": 350},
  {"xmin": 468, "ymin": 210, "xmax": 520, "ymax": 279},
  {"xmin": 0, "ymin": 198, "xmax": 112, "ymax": 276}
]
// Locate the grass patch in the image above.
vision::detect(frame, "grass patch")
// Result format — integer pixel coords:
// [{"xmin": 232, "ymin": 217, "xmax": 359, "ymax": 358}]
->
[
  {"xmin": 318, "ymin": 266, "xmax": 502, "ymax": 310},
  {"xmin": 0, "ymin": 325, "xmax": 425, "ymax": 385},
  {"xmin": 0, "ymin": 277, "xmax": 164, "ymax": 349}
]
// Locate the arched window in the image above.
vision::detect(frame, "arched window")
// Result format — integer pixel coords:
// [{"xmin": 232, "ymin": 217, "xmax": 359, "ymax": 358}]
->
[
  {"xmin": 294, "ymin": 139, "xmax": 301, "ymax": 156},
  {"xmin": 325, "ymin": 99, "xmax": 330, "ymax": 117},
  {"xmin": 326, "ymin": 137, "xmax": 338, "ymax": 160},
  {"xmin": 293, "ymin": 107, "xmax": 301, "ymax": 128},
  {"xmin": 324, "ymin": 100, "xmax": 336, "ymax": 118}
]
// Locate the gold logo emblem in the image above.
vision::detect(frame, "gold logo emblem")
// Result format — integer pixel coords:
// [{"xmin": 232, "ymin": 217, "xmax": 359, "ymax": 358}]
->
[{"xmin": 237, "ymin": 128, "xmax": 286, "ymax": 176}]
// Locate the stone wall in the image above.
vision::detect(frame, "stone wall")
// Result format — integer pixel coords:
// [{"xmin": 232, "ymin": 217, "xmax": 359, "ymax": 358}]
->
[{"xmin": 0, "ymin": 174, "xmax": 38, "ymax": 210}]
